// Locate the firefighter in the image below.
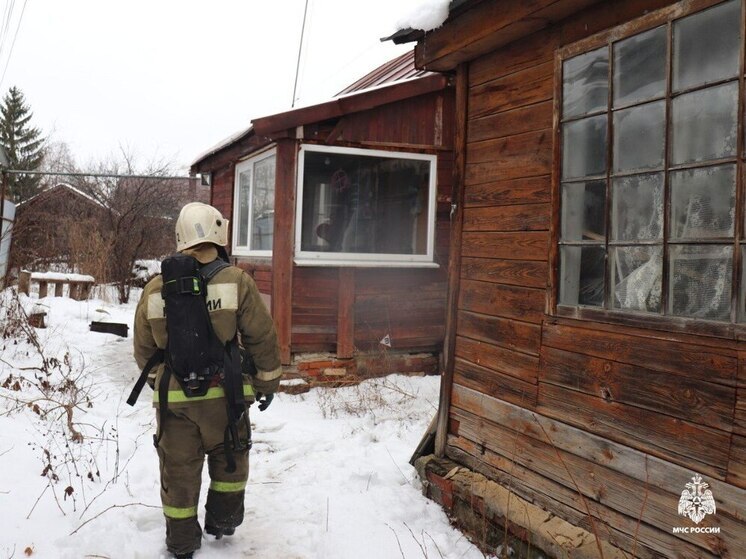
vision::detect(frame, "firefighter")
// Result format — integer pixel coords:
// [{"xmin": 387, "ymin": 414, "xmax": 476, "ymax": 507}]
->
[{"xmin": 133, "ymin": 202, "xmax": 282, "ymax": 559}]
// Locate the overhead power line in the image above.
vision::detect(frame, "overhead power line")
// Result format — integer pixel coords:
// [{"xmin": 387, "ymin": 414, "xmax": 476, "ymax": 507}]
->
[
  {"xmin": 2, "ymin": 169, "xmax": 192, "ymax": 180},
  {"xmin": 0, "ymin": 0, "xmax": 15, "ymax": 64},
  {"xmin": 0, "ymin": 0, "xmax": 27, "ymax": 91},
  {"xmin": 291, "ymin": 0, "xmax": 310, "ymax": 108}
]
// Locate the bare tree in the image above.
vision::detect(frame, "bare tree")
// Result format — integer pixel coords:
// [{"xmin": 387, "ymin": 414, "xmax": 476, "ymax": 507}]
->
[{"xmin": 71, "ymin": 151, "xmax": 182, "ymax": 304}]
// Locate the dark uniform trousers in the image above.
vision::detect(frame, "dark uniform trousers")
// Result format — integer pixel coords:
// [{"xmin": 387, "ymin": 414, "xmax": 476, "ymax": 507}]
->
[{"xmin": 156, "ymin": 397, "xmax": 250, "ymax": 556}]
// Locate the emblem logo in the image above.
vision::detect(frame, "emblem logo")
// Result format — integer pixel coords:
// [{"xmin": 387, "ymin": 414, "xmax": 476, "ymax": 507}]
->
[{"xmin": 677, "ymin": 474, "xmax": 716, "ymax": 525}]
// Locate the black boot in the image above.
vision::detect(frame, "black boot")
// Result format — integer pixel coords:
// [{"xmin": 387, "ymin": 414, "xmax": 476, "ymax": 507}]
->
[
  {"xmin": 205, "ymin": 524, "xmax": 235, "ymax": 540},
  {"xmin": 173, "ymin": 553, "xmax": 194, "ymax": 559}
]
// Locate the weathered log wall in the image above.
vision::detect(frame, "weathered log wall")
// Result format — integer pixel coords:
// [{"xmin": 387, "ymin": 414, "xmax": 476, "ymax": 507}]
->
[{"xmin": 439, "ymin": 0, "xmax": 746, "ymax": 557}]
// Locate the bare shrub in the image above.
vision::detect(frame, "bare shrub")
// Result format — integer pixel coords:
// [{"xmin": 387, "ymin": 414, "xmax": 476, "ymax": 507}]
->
[
  {"xmin": 65, "ymin": 217, "xmax": 111, "ymax": 281},
  {"xmin": 315, "ymin": 376, "xmax": 423, "ymax": 423}
]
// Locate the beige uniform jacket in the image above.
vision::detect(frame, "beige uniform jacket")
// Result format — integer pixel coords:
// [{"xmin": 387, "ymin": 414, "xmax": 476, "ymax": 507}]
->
[{"xmin": 133, "ymin": 245, "xmax": 282, "ymax": 406}]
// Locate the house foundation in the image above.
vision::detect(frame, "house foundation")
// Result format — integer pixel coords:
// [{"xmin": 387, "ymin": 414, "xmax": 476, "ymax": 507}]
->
[
  {"xmin": 414, "ymin": 455, "xmax": 628, "ymax": 559},
  {"xmin": 278, "ymin": 351, "xmax": 439, "ymax": 393}
]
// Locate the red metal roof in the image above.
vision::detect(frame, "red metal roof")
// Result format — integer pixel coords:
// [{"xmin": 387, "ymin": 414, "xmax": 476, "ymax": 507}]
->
[{"xmin": 336, "ymin": 50, "xmax": 434, "ymax": 96}]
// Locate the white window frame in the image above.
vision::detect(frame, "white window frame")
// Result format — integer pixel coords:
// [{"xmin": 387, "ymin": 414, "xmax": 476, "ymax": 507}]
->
[
  {"xmin": 232, "ymin": 147, "xmax": 276, "ymax": 257},
  {"xmin": 295, "ymin": 144, "xmax": 438, "ymax": 267}
]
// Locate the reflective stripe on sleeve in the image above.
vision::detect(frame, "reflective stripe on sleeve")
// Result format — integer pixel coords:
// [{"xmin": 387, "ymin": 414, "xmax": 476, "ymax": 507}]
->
[
  {"xmin": 209, "ymin": 480, "xmax": 247, "ymax": 493},
  {"xmin": 163, "ymin": 505, "xmax": 198, "ymax": 519},
  {"xmin": 153, "ymin": 384, "xmax": 255, "ymax": 403},
  {"xmin": 255, "ymin": 366, "xmax": 283, "ymax": 382}
]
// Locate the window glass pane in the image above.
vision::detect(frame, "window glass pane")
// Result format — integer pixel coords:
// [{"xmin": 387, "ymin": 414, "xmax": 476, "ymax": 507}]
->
[
  {"xmin": 613, "ymin": 101, "xmax": 665, "ymax": 173},
  {"xmin": 613, "ymin": 26, "xmax": 666, "ymax": 107},
  {"xmin": 669, "ymin": 245, "xmax": 732, "ymax": 320},
  {"xmin": 671, "ymin": 83, "xmax": 738, "ymax": 165},
  {"xmin": 562, "ymin": 115, "xmax": 607, "ymax": 180},
  {"xmin": 670, "ymin": 164, "xmax": 735, "ymax": 239},
  {"xmin": 611, "ymin": 245, "xmax": 662, "ymax": 312},
  {"xmin": 611, "ymin": 173, "xmax": 663, "ymax": 241},
  {"xmin": 300, "ymin": 150, "xmax": 432, "ymax": 255},
  {"xmin": 671, "ymin": 82, "xmax": 738, "ymax": 165},
  {"xmin": 563, "ymin": 47, "xmax": 609, "ymax": 118},
  {"xmin": 237, "ymin": 168, "xmax": 251, "ymax": 247},
  {"xmin": 673, "ymin": 0, "xmax": 741, "ymax": 92},
  {"xmin": 560, "ymin": 246, "xmax": 606, "ymax": 307},
  {"xmin": 561, "ymin": 180, "xmax": 606, "ymax": 241},
  {"xmin": 251, "ymin": 155, "xmax": 275, "ymax": 251}
]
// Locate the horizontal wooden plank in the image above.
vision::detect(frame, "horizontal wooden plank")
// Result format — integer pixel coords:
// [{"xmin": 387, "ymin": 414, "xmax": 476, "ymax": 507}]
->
[
  {"xmin": 467, "ymin": 128, "xmax": 552, "ymax": 165},
  {"xmin": 552, "ymin": 315, "xmax": 741, "ymax": 352},
  {"xmin": 467, "ymin": 100, "xmax": 553, "ymax": 143},
  {"xmin": 462, "ymin": 203, "xmax": 549, "ymax": 232},
  {"xmin": 466, "ymin": 160, "xmax": 552, "ymax": 186},
  {"xmin": 468, "ymin": 26, "xmax": 558, "ymax": 86},
  {"xmin": 538, "ymin": 382, "xmax": 730, "ymax": 478},
  {"xmin": 354, "ymin": 324, "xmax": 444, "ymax": 344},
  {"xmin": 469, "ymin": 61, "xmax": 553, "ymax": 118},
  {"xmin": 291, "ymin": 342, "xmax": 336, "ymax": 353},
  {"xmin": 354, "ymin": 270, "xmax": 446, "ymax": 291},
  {"xmin": 459, "ymin": 279, "xmax": 544, "ymax": 324},
  {"xmin": 458, "ymin": 310, "xmax": 541, "ymax": 356},
  {"xmin": 460, "ymin": 257, "xmax": 547, "ymax": 289},
  {"xmin": 451, "ymin": 384, "xmax": 746, "ymax": 518},
  {"xmin": 291, "ymin": 314, "xmax": 337, "ymax": 327},
  {"xmin": 455, "ymin": 335, "xmax": 539, "ymax": 383},
  {"xmin": 464, "ymin": 175, "xmax": 551, "ymax": 207},
  {"xmin": 462, "ymin": 231, "xmax": 548, "ymax": 261},
  {"xmin": 541, "ymin": 346, "xmax": 736, "ymax": 432},
  {"xmin": 291, "ymin": 325, "xmax": 335, "ymax": 334},
  {"xmin": 542, "ymin": 322, "xmax": 737, "ymax": 385},
  {"xmin": 454, "ymin": 357, "xmax": 537, "ymax": 408},
  {"xmin": 449, "ymin": 409, "xmax": 736, "ymax": 556},
  {"xmin": 446, "ymin": 439, "xmax": 717, "ymax": 559}
]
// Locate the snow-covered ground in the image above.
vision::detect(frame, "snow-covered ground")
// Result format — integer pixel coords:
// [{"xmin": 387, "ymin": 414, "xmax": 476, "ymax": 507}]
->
[{"xmin": 0, "ymin": 289, "xmax": 486, "ymax": 559}]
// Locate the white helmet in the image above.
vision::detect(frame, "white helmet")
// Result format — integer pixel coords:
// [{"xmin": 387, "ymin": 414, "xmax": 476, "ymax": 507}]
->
[{"xmin": 175, "ymin": 202, "xmax": 229, "ymax": 251}]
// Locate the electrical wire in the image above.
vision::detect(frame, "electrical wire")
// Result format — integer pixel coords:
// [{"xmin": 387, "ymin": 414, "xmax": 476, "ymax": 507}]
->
[
  {"xmin": 291, "ymin": 0, "xmax": 310, "ymax": 108},
  {"xmin": 0, "ymin": 0, "xmax": 26, "ymax": 91},
  {"xmin": 0, "ymin": 0, "xmax": 15, "ymax": 63}
]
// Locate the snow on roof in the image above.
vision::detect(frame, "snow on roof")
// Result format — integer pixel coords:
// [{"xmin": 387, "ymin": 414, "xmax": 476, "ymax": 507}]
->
[
  {"xmin": 18, "ymin": 182, "xmax": 105, "ymax": 209},
  {"xmin": 189, "ymin": 124, "xmax": 255, "ymax": 168},
  {"xmin": 394, "ymin": 0, "xmax": 450, "ymax": 32}
]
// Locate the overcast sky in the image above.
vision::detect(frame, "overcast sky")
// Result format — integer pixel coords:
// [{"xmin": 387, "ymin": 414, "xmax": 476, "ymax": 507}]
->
[{"xmin": 0, "ymin": 0, "xmax": 438, "ymax": 173}]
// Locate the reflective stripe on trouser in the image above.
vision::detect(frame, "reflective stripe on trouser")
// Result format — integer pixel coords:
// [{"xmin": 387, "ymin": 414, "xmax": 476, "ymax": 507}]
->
[
  {"xmin": 156, "ymin": 398, "xmax": 250, "ymax": 555},
  {"xmin": 153, "ymin": 383, "xmax": 255, "ymax": 404}
]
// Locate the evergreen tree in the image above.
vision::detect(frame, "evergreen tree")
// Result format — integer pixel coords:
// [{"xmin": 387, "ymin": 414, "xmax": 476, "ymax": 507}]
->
[{"xmin": 0, "ymin": 86, "xmax": 45, "ymax": 203}]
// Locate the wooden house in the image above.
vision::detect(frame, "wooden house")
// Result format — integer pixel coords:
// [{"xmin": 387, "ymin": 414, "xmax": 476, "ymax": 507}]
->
[
  {"xmin": 191, "ymin": 52, "xmax": 455, "ymax": 376},
  {"xmin": 11, "ymin": 182, "xmax": 108, "ymax": 271},
  {"xmin": 397, "ymin": 1, "xmax": 746, "ymax": 558}
]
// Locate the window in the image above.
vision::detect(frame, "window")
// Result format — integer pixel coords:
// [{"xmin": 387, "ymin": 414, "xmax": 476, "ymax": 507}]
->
[
  {"xmin": 557, "ymin": 0, "xmax": 744, "ymax": 326},
  {"xmin": 233, "ymin": 149, "xmax": 276, "ymax": 256},
  {"xmin": 295, "ymin": 145, "xmax": 437, "ymax": 266}
]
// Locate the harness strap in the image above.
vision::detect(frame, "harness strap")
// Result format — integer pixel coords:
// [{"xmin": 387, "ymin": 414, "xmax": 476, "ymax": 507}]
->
[
  {"xmin": 200, "ymin": 259, "xmax": 230, "ymax": 283},
  {"xmin": 153, "ymin": 366, "xmax": 172, "ymax": 448},
  {"xmin": 127, "ymin": 348, "xmax": 165, "ymax": 406}
]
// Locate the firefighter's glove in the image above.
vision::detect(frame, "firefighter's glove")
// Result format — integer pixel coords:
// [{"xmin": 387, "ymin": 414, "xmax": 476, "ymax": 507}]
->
[{"xmin": 256, "ymin": 392, "xmax": 274, "ymax": 411}]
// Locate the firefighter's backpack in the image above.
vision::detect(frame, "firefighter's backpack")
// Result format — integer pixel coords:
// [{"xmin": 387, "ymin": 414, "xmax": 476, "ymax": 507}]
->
[{"xmin": 127, "ymin": 253, "xmax": 230, "ymax": 404}]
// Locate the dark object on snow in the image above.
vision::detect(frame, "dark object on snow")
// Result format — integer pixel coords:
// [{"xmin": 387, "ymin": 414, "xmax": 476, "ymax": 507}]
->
[
  {"xmin": 89, "ymin": 321, "xmax": 128, "ymax": 337},
  {"xmin": 28, "ymin": 312, "xmax": 47, "ymax": 328}
]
